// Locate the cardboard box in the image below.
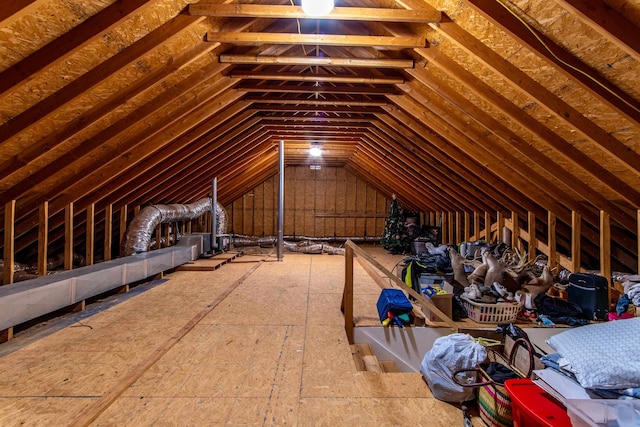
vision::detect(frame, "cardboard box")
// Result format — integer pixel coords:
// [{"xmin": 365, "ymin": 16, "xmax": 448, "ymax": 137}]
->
[{"xmin": 422, "ymin": 293, "xmax": 453, "ymax": 322}]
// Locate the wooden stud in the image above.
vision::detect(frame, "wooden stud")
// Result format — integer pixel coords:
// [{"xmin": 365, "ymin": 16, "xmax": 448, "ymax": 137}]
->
[
  {"xmin": 484, "ymin": 211, "xmax": 491, "ymax": 242},
  {"xmin": 164, "ymin": 223, "xmax": 170, "ymax": 248},
  {"xmin": 86, "ymin": 203, "xmax": 95, "ymax": 266},
  {"xmin": 440, "ymin": 211, "xmax": 447, "ymax": 244},
  {"xmin": 528, "ymin": 212, "xmax": 537, "ymax": 262},
  {"xmin": 496, "ymin": 211, "xmax": 504, "ymax": 243},
  {"xmin": 104, "ymin": 204, "xmax": 113, "ymax": 261},
  {"xmin": 448, "ymin": 212, "xmax": 454, "ymax": 245},
  {"xmin": 119, "ymin": 204, "xmax": 128, "ymax": 249},
  {"xmin": 38, "ymin": 201, "xmax": 49, "ymax": 275},
  {"xmin": 3, "ymin": 200, "xmax": 16, "ymax": 285},
  {"xmin": 600, "ymin": 210, "xmax": 611, "ymax": 289},
  {"xmin": 511, "ymin": 211, "xmax": 520, "ymax": 251},
  {"xmin": 548, "ymin": 211, "xmax": 557, "ymax": 270},
  {"xmin": 156, "ymin": 224, "xmax": 162, "ymax": 249},
  {"xmin": 473, "ymin": 212, "xmax": 480, "ymax": 241},
  {"xmin": 638, "ymin": 210, "xmax": 640, "ymax": 274},
  {"xmin": 572, "ymin": 211, "xmax": 582, "ymax": 273},
  {"xmin": 65, "ymin": 202, "xmax": 74, "ymax": 271}
]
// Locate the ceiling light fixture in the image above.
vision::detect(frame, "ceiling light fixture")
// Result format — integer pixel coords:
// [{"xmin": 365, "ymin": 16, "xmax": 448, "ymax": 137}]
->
[
  {"xmin": 301, "ymin": 0, "xmax": 334, "ymax": 16},
  {"xmin": 310, "ymin": 145, "xmax": 322, "ymax": 157}
]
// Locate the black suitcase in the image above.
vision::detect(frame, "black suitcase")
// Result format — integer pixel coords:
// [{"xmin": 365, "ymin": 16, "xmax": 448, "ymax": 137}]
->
[{"xmin": 568, "ymin": 273, "xmax": 609, "ymax": 321}]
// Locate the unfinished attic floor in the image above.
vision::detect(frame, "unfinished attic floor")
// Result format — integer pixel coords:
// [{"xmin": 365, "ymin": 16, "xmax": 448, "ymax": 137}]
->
[{"xmin": 0, "ymin": 246, "xmax": 468, "ymax": 427}]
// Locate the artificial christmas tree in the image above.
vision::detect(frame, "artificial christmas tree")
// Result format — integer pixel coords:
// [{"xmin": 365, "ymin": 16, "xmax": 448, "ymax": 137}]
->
[{"xmin": 380, "ymin": 194, "xmax": 411, "ymax": 254}]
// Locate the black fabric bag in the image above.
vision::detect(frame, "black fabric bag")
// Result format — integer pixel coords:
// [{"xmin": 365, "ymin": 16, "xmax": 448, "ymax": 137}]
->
[
  {"xmin": 534, "ymin": 293, "xmax": 585, "ymax": 319},
  {"xmin": 568, "ymin": 273, "xmax": 609, "ymax": 321}
]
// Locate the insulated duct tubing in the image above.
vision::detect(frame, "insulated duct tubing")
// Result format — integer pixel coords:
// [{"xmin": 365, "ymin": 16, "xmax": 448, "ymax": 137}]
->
[{"xmin": 121, "ymin": 198, "xmax": 227, "ymax": 256}]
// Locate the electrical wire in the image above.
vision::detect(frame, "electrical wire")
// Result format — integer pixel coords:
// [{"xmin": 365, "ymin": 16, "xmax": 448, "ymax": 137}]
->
[{"xmin": 494, "ymin": 0, "xmax": 640, "ymax": 115}]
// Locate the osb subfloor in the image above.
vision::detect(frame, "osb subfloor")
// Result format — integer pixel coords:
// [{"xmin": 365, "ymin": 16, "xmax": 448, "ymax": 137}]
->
[{"xmin": 0, "ymin": 246, "xmax": 471, "ymax": 426}]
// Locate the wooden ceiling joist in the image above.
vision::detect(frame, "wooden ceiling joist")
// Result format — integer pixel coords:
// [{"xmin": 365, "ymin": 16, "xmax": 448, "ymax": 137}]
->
[
  {"xmin": 189, "ymin": 4, "xmax": 442, "ymax": 23},
  {"xmin": 219, "ymin": 54, "xmax": 414, "ymax": 68},
  {"xmin": 236, "ymin": 83, "xmax": 399, "ymax": 95},
  {"xmin": 207, "ymin": 32, "xmax": 426, "ymax": 49},
  {"xmin": 230, "ymin": 72, "xmax": 405, "ymax": 84}
]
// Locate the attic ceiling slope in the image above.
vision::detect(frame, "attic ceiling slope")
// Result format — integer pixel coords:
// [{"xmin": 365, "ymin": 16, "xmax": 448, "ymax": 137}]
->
[{"xmin": 0, "ymin": 0, "xmax": 639, "ymax": 272}]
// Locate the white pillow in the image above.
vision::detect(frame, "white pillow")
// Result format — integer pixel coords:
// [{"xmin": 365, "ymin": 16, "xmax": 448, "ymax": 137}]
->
[{"xmin": 546, "ymin": 317, "xmax": 640, "ymax": 389}]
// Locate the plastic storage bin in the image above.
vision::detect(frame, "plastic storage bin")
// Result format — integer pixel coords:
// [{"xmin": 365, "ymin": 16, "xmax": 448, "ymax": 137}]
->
[
  {"xmin": 504, "ymin": 378, "xmax": 572, "ymax": 427},
  {"xmin": 565, "ymin": 399, "xmax": 640, "ymax": 427}
]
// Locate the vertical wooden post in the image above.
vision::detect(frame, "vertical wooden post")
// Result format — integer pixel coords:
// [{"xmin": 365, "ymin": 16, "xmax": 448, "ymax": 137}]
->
[
  {"xmin": 164, "ymin": 223, "xmax": 171, "ymax": 247},
  {"xmin": 600, "ymin": 210, "xmax": 611, "ymax": 291},
  {"xmin": 572, "ymin": 211, "xmax": 582, "ymax": 273},
  {"xmin": 86, "ymin": 203, "xmax": 95, "ymax": 266},
  {"xmin": 511, "ymin": 211, "xmax": 520, "ymax": 251},
  {"xmin": 3, "ymin": 200, "xmax": 16, "ymax": 285},
  {"xmin": 441, "ymin": 211, "xmax": 447, "ymax": 244},
  {"xmin": 473, "ymin": 212, "xmax": 480, "ymax": 242},
  {"xmin": 456, "ymin": 212, "xmax": 461, "ymax": 244},
  {"xmin": 548, "ymin": 211, "xmax": 557, "ymax": 270},
  {"xmin": 464, "ymin": 211, "xmax": 470, "ymax": 242},
  {"xmin": 528, "ymin": 212, "xmax": 537, "ymax": 262},
  {"xmin": 104, "ymin": 204, "xmax": 113, "ymax": 261},
  {"xmin": 187, "ymin": 220, "xmax": 192, "ymax": 234},
  {"xmin": 484, "ymin": 211, "xmax": 491, "ymax": 242},
  {"xmin": 119, "ymin": 204, "xmax": 127, "ymax": 250},
  {"xmin": 496, "ymin": 211, "xmax": 504, "ymax": 243},
  {"xmin": 38, "ymin": 201, "xmax": 49, "ymax": 275},
  {"xmin": 156, "ymin": 224, "xmax": 162, "ymax": 249},
  {"xmin": 65, "ymin": 202, "xmax": 74, "ymax": 270},
  {"xmin": 448, "ymin": 212, "xmax": 454, "ymax": 245},
  {"xmin": 343, "ymin": 242, "xmax": 354, "ymax": 344},
  {"xmin": 637, "ymin": 210, "xmax": 640, "ymax": 275}
]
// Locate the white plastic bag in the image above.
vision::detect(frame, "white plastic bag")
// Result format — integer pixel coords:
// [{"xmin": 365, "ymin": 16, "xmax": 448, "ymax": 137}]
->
[{"xmin": 420, "ymin": 333, "xmax": 487, "ymax": 402}]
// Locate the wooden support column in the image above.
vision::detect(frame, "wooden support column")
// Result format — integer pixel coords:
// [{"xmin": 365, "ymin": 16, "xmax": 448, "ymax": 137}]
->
[
  {"xmin": 342, "ymin": 242, "xmax": 355, "ymax": 344},
  {"xmin": 528, "ymin": 212, "xmax": 537, "ymax": 262},
  {"xmin": 548, "ymin": 211, "xmax": 557, "ymax": 270},
  {"xmin": 448, "ymin": 212, "xmax": 454, "ymax": 245},
  {"xmin": 638, "ymin": 210, "xmax": 640, "ymax": 274},
  {"xmin": 496, "ymin": 211, "xmax": 504, "ymax": 243},
  {"xmin": 440, "ymin": 211, "xmax": 447, "ymax": 244},
  {"xmin": 464, "ymin": 211, "xmax": 470, "ymax": 242},
  {"xmin": 119, "ymin": 204, "xmax": 128, "ymax": 249},
  {"xmin": 38, "ymin": 202, "xmax": 49, "ymax": 275},
  {"xmin": 104, "ymin": 204, "xmax": 113, "ymax": 261},
  {"xmin": 3, "ymin": 200, "xmax": 16, "ymax": 285},
  {"xmin": 187, "ymin": 220, "xmax": 192, "ymax": 234},
  {"xmin": 455, "ymin": 212, "xmax": 461, "ymax": 244},
  {"xmin": 86, "ymin": 203, "xmax": 95, "ymax": 266},
  {"xmin": 572, "ymin": 211, "xmax": 582, "ymax": 273},
  {"xmin": 65, "ymin": 202, "xmax": 74, "ymax": 270},
  {"xmin": 484, "ymin": 211, "xmax": 491, "ymax": 242},
  {"xmin": 511, "ymin": 211, "xmax": 520, "ymax": 251},
  {"xmin": 600, "ymin": 210, "xmax": 611, "ymax": 289},
  {"xmin": 473, "ymin": 212, "xmax": 480, "ymax": 241},
  {"xmin": 156, "ymin": 224, "xmax": 162, "ymax": 249},
  {"xmin": 164, "ymin": 223, "xmax": 171, "ymax": 248}
]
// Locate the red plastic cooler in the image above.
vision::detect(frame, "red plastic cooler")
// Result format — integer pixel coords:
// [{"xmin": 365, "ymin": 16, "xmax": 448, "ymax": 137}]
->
[{"xmin": 504, "ymin": 379, "xmax": 572, "ymax": 427}]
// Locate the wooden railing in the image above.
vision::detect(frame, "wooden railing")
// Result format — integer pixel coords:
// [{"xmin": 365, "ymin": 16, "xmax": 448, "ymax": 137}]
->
[{"xmin": 341, "ymin": 240, "xmax": 456, "ymax": 345}]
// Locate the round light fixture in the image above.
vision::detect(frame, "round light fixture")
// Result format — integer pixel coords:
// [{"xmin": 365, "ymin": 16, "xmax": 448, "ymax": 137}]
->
[
  {"xmin": 301, "ymin": 0, "xmax": 335, "ymax": 16},
  {"xmin": 310, "ymin": 146, "xmax": 322, "ymax": 157}
]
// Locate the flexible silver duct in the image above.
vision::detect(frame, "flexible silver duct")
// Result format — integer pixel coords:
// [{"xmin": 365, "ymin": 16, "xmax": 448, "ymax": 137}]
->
[
  {"xmin": 121, "ymin": 198, "xmax": 227, "ymax": 256},
  {"xmin": 232, "ymin": 234, "xmax": 380, "ymax": 246}
]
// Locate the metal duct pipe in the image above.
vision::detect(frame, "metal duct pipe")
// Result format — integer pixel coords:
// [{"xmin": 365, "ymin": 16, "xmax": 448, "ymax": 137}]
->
[{"xmin": 121, "ymin": 198, "xmax": 227, "ymax": 256}]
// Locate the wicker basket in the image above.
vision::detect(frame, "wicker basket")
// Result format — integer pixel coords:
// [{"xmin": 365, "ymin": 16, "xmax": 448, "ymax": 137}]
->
[{"xmin": 462, "ymin": 297, "xmax": 521, "ymax": 324}]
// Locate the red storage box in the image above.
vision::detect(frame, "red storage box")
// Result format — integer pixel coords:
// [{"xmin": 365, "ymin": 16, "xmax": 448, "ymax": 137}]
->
[{"xmin": 504, "ymin": 379, "xmax": 572, "ymax": 427}]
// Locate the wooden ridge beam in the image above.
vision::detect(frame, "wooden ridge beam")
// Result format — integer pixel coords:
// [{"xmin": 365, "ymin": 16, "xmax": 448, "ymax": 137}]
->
[
  {"xmin": 242, "ymin": 96, "xmax": 387, "ymax": 106},
  {"xmin": 189, "ymin": 4, "xmax": 441, "ymax": 23},
  {"xmin": 219, "ymin": 54, "xmax": 414, "ymax": 68}
]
